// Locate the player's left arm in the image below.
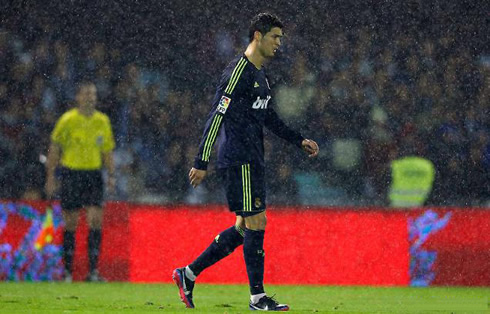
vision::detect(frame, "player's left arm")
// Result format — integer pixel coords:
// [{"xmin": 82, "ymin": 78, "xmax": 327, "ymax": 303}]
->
[
  {"xmin": 101, "ymin": 116, "xmax": 116, "ymax": 194},
  {"xmin": 45, "ymin": 114, "xmax": 69, "ymax": 198},
  {"xmin": 102, "ymin": 151, "xmax": 115, "ymax": 194},
  {"xmin": 265, "ymin": 106, "xmax": 319, "ymax": 158}
]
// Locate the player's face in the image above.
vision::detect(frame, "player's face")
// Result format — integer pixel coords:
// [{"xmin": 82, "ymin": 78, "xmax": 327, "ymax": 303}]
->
[
  {"xmin": 258, "ymin": 27, "xmax": 283, "ymax": 58},
  {"xmin": 77, "ymin": 84, "xmax": 97, "ymax": 110}
]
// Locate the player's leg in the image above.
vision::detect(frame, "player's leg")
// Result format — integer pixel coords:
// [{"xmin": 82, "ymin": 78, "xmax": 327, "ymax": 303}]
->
[
  {"xmin": 60, "ymin": 168, "xmax": 82, "ymax": 282},
  {"xmin": 243, "ymin": 211, "xmax": 268, "ymax": 306},
  {"xmin": 173, "ymin": 166, "xmax": 246, "ymax": 308},
  {"xmin": 61, "ymin": 209, "xmax": 79, "ymax": 282},
  {"xmin": 86, "ymin": 205, "xmax": 104, "ymax": 281},
  {"xmin": 242, "ymin": 164, "xmax": 288, "ymax": 311},
  {"xmin": 186, "ymin": 215, "xmax": 245, "ymax": 277},
  {"xmin": 84, "ymin": 170, "xmax": 105, "ymax": 282},
  {"xmin": 173, "ymin": 216, "xmax": 245, "ymax": 308}
]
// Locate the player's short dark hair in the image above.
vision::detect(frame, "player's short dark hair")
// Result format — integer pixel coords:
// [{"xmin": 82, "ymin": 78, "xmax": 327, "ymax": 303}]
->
[
  {"xmin": 75, "ymin": 80, "xmax": 96, "ymax": 94},
  {"xmin": 248, "ymin": 13, "xmax": 284, "ymax": 42}
]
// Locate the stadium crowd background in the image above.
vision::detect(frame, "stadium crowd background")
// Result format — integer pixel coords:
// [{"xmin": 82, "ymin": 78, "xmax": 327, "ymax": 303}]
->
[{"xmin": 0, "ymin": 0, "xmax": 488, "ymax": 206}]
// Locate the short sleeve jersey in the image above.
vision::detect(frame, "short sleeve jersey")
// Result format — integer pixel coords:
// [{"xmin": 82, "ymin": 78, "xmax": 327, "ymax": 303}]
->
[{"xmin": 51, "ymin": 108, "xmax": 115, "ymax": 170}]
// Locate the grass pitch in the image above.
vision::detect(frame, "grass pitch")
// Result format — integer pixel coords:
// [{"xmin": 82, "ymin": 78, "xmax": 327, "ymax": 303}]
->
[{"xmin": 0, "ymin": 282, "xmax": 488, "ymax": 313}]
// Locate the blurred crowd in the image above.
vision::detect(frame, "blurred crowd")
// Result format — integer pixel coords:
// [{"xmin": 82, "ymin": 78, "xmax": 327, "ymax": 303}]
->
[
  {"xmin": 0, "ymin": 2, "xmax": 488, "ymax": 206},
  {"xmin": 268, "ymin": 30, "xmax": 489, "ymax": 206}
]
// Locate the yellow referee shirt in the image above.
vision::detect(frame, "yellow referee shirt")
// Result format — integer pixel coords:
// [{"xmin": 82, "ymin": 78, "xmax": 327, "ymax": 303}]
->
[{"xmin": 51, "ymin": 108, "xmax": 115, "ymax": 170}]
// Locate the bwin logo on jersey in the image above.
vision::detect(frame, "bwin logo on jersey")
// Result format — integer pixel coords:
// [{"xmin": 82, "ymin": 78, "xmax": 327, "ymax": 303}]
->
[{"xmin": 252, "ymin": 95, "xmax": 271, "ymax": 109}]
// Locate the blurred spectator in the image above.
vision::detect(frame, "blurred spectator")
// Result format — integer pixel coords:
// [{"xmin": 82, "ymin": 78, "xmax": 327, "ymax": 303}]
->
[
  {"xmin": 275, "ymin": 53, "xmax": 316, "ymax": 123},
  {"xmin": 388, "ymin": 136, "xmax": 436, "ymax": 208},
  {"xmin": 51, "ymin": 41, "xmax": 75, "ymax": 104}
]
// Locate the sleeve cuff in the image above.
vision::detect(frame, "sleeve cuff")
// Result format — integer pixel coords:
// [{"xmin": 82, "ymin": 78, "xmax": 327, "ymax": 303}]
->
[
  {"xmin": 193, "ymin": 159, "xmax": 209, "ymax": 170},
  {"xmin": 296, "ymin": 135, "xmax": 305, "ymax": 149}
]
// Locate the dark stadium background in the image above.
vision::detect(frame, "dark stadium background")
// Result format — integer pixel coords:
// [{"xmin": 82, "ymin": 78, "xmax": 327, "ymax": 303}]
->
[{"xmin": 1, "ymin": 0, "xmax": 488, "ymax": 206}]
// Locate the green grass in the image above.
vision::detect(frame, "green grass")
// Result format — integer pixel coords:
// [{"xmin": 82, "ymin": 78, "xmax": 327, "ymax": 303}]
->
[{"xmin": 0, "ymin": 282, "xmax": 488, "ymax": 313}]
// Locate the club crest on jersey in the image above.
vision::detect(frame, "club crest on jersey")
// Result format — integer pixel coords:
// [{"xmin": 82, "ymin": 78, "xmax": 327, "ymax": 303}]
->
[
  {"xmin": 252, "ymin": 95, "xmax": 271, "ymax": 109},
  {"xmin": 255, "ymin": 197, "xmax": 262, "ymax": 208},
  {"xmin": 96, "ymin": 136, "xmax": 103, "ymax": 146},
  {"xmin": 217, "ymin": 96, "xmax": 231, "ymax": 114}
]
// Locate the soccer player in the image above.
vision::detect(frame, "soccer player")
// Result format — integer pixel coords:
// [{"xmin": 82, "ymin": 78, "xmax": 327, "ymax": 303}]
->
[
  {"xmin": 173, "ymin": 13, "xmax": 319, "ymax": 311},
  {"xmin": 45, "ymin": 81, "xmax": 115, "ymax": 282}
]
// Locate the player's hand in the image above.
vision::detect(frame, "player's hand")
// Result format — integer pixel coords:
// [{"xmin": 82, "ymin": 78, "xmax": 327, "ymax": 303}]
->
[
  {"xmin": 189, "ymin": 167, "xmax": 207, "ymax": 188},
  {"xmin": 45, "ymin": 176, "xmax": 58, "ymax": 199},
  {"xmin": 302, "ymin": 139, "xmax": 319, "ymax": 158}
]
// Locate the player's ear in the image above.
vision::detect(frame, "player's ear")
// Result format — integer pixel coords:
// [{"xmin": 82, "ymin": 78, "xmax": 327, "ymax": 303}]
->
[{"xmin": 254, "ymin": 30, "xmax": 263, "ymax": 41}]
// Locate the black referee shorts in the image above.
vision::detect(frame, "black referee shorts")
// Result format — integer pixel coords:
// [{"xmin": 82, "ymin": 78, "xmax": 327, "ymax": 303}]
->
[
  {"xmin": 60, "ymin": 168, "xmax": 104, "ymax": 211},
  {"xmin": 218, "ymin": 163, "xmax": 266, "ymax": 217}
]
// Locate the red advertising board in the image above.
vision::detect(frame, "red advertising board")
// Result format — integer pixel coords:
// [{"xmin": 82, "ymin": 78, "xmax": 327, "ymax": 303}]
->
[
  {"xmin": 129, "ymin": 206, "xmax": 410, "ymax": 285},
  {"xmin": 1, "ymin": 201, "xmax": 489, "ymax": 286}
]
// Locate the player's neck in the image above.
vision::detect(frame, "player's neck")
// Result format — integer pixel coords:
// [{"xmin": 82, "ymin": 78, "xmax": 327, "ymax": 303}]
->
[
  {"xmin": 77, "ymin": 106, "xmax": 95, "ymax": 117},
  {"xmin": 244, "ymin": 43, "xmax": 264, "ymax": 70}
]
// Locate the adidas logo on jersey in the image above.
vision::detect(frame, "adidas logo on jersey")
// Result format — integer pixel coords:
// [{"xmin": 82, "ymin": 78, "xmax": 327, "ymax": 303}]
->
[
  {"xmin": 254, "ymin": 82, "xmax": 260, "ymax": 88},
  {"xmin": 252, "ymin": 95, "xmax": 271, "ymax": 109}
]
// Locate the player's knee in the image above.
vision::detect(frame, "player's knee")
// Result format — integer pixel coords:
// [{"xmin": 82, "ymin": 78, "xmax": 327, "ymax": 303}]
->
[
  {"xmin": 258, "ymin": 215, "xmax": 267, "ymax": 229},
  {"xmin": 87, "ymin": 215, "xmax": 102, "ymax": 229},
  {"xmin": 89, "ymin": 221, "xmax": 102, "ymax": 230},
  {"xmin": 62, "ymin": 211, "xmax": 79, "ymax": 232},
  {"xmin": 235, "ymin": 216, "xmax": 246, "ymax": 230},
  {"xmin": 244, "ymin": 212, "xmax": 267, "ymax": 230},
  {"xmin": 87, "ymin": 207, "xmax": 103, "ymax": 229},
  {"xmin": 88, "ymin": 217, "xmax": 102, "ymax": 229},
  {"xmin": 64, "ymin": 220, "xmax": 77, "ymax": 232}
]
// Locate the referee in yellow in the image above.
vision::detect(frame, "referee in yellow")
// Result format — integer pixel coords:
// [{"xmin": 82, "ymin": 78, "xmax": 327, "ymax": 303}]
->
[{"xmin": 45, "ymin": 81, "xmax": 115, "ymax": 282}]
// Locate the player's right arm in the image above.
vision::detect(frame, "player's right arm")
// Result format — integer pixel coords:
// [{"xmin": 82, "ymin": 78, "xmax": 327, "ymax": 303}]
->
[
  {"xmin": 45, "ymin": 114, "xmax": 69, "ymax": 198},
  {"xmin": 190, "ymin": 57, "xmax": 250, "ymax": 187},
  {"xmin": 45, "ymin": 142, "xmax": 61, "ymax": 198}
]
